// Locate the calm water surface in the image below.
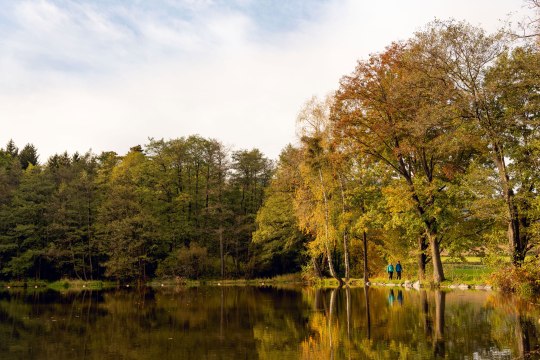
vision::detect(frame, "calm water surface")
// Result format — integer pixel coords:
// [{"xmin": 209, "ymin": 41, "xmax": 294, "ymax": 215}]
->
[{"xmin": 0, "ymin": 286, "xmax": 539, "ymax": 359}]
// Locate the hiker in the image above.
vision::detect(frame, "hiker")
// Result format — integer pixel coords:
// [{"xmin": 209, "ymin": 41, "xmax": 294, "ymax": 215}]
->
[
  {"xmin": 396, "ymin": 261, "xmax": 402, "ymax": 280},
  {"xmin": 387, "ymin": 263, "xmax": 394, "ymax": 280}
]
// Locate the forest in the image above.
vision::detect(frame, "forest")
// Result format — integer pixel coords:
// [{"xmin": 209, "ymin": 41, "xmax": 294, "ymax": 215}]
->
[
  {"xmin": 1, "ymin": 14, "xmax": 539, "ymax": 288},
  {"xmin": 0, "ymin": 137, "xmax": 282, "ymax": 281}
]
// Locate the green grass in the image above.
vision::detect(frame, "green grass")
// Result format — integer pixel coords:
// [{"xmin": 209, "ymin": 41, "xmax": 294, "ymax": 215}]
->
[
  {"xmin": 368, "ymin": 261, "xmax": 495, "ymax": 287},
  {"xmin": 441, "ymin": 256, "xmax": 484, "ymax": 263},
  {"xmin": 0, "ymin": 279, "xmax": 48, "ymax": 288},
  {"xmin": 150, "ymin": 273, "xmax": 305, "ymax": 288},
  {"xmin": 443, "ymin": 264, "xmax": 493, "ymax": 283},
  {"xmin": 0, "ymin": 279, "xmax": 114, "ymax": 291},
  {"xmin": 369, "ymin": 277, "xmax": 416, "ymax": 284},
  {"xmin": 47, "ymin": 279, "xmax": 115, "ymax": 291}
]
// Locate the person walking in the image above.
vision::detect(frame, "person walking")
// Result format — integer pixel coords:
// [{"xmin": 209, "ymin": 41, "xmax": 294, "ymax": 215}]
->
[
  {"xmin": 396, "ymin": 261, "xmax": 402, "ymax": 280},
  {"xmin": 387, "ymin": 263, "xmax": 394, "ymax": 280}
]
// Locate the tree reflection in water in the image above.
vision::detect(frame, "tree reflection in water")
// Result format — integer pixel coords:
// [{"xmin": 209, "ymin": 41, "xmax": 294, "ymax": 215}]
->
[
  {"xmin": 433, "ymin": 290, "xmax": 445, "ymax": 359},
  {"xmin": 365, "ymin": 285, "xmax": 371, "ymax": 341},
  {"xmin": 0, "ymin": 287, "xmax": 539, "ymax": 359}
]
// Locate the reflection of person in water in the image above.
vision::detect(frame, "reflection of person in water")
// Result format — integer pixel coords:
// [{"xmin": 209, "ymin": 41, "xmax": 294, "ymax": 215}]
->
[
  {"xmin": 388, "ymin": 289, "xmax": 395, "ymax": 306},
  {"xmin": 397, "ymin": 290, "xmax": 403, "ymax": 305}
]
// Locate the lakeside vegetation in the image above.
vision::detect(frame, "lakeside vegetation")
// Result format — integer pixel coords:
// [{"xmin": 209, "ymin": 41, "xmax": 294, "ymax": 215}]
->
[{"xmin": 1, "ymin": 3, "xmax": 539, "ymax": 295}]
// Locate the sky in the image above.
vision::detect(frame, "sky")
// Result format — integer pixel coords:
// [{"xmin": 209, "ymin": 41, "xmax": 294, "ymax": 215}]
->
[{"xmin": 0, "ymin": 0, "xmax": 532, "ymax": 161}]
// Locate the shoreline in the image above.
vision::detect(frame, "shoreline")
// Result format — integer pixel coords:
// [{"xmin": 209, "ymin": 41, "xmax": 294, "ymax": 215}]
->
[{"xmin": 0, "ymin": 276, "xmax": 496, "ymax": 292}]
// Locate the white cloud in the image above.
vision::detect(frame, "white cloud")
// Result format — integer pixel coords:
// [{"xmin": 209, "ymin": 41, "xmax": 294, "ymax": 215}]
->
[{"xmin": 0, "ymin": 0, "xmax": 530, "ymax": 160}]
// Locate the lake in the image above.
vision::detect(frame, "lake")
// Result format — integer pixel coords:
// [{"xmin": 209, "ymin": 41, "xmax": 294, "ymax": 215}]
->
[{"xmin": 0, "ymin": 286, "xmax": 539, "ymax": 359}]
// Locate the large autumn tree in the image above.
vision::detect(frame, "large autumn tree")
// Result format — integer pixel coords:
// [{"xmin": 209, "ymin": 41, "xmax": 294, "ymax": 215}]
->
[
  {"xmin": 413, "ymin": 21, "xmax": 540, "ymax": 265},
  {"xmin": 332, "ymin": 39, "xmax": 473, "ymax": 282}
]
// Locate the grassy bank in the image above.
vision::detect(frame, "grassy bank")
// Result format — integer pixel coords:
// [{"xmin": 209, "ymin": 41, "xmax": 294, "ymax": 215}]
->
[
  {"xmin": 1, "ymin": 279, "xmax": 115, "ymax": 291},
  {"xmin": 443, "ymin": 264, "xmax": 493, "ymax": 284},
  {"xmin": 148, "ymin": 273, "xmax": 305, "ymax": 288},
  {"xmin": 47, "ymin": 279, "xmax": 115, "ymax": 291},
  {"xmin": 0, "ymin": 279, "xmax": 49, "ymax": 289},
  {"xmin": 354, "ymin": 261, "xmax": 495, "ymax": 288},
  {"xmin": 0, "ymin": 264, "xmax": 498, "ymax": 292}
]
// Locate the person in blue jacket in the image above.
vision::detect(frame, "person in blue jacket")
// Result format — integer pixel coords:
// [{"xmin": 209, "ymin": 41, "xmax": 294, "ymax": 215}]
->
[
  {"xmin": 387, "ymin": 263, "xmax": 394, "ymax": 280},
  {"xmin": 396, "ymin": 261, "xmax": 403, "ymax": 280}
]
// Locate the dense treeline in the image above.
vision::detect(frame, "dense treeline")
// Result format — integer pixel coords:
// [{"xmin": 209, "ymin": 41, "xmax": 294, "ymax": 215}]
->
[{"xmin": 0, "ymin": 136, "xmax": 301, "ymax": 281}]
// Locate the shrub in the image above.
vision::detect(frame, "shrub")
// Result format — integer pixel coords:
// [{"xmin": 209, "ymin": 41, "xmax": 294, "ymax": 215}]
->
[
  {"xmin": 491, "ymin": 260, "xmax": 540, "ymax": 297},
  {"xmin": 156, "ymin": 244, "xmax": 210, "ymax": 279}
]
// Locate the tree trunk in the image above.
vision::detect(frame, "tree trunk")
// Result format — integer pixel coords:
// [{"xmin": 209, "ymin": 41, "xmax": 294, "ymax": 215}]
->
[
  {"xmin": 82, "ymin": 255, "xmax": 87, "ymax": 281},
  {"xmin": 219, "ymin": 227, "xmax": 224, "ymax": 279},
  {"xmin": 235, "ymin": 237, "xmax": 239, "ymax": 276},
  {"xmin": 86, "ymin": 189, "xmax": 94, "ymax": 280},
  {"xmin": 429, "ymin": 232, "xmax": 445, "ymax": 283},
  {"xmin": 205, "ymin": 161, "xmax": 210, "ymax": 227},
  {"xmin": 342, "ymin": 233, "xmax": 350, "ymax": 283},
  {"xmin": 418, "ymin": 234, "xmax": 428, "ymax": 280},
  {"xmin": 70, "ymin": 240, "xmax": 81, "ymax": 280},
  {"xmin": 338, "ymin": 174, "xmax": 350, "ymax": 282},
  {"xmin": 493, "ymin": 148, "xmax": 527, "ymax": 265},
  {"xmin": 312, "ymin": 257, "xmax": 323, "ymax": 279},
  {"xmin": 318, "ymin": 169, "xmax": 344, "ymax": 287},
  {"xmin": 404, "ymin": 174, "xmax": 444, "ymax": 283},
  {"xmin": 195, "ymin": 161, "xmax": 200, "ymax": 224},
  {"xmin": 363, "ymin": 231, "xmax": 369, "ymax": 283},
  {"xmin": 325, "ymin": 247, "xmax": 343, "ymax": 286},
  {"xmin": 218, "ymin": 153, "xmax": 225, "ymax": 280}
]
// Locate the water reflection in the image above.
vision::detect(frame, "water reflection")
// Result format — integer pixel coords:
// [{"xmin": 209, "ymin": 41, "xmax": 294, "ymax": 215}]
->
[
  {"xmin": 0, "ymin": 287, "xmax": 538, "ymax": 359},
  {"xmin": 364, "ymin": 285, "xmax": 371, "ymax": 341},
  {"xmin": 433, "ymin": 290, "xmax": 445, "ymax": 358},
  {"xmin": 388, "ymin": 289, "xmax": 395, "ymax": 306}
]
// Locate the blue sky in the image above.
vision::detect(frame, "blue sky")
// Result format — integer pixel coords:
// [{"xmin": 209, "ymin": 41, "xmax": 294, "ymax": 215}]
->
[{"xmin": 0, "ymin": 0, "xmax": 531, "ymax": 160}]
